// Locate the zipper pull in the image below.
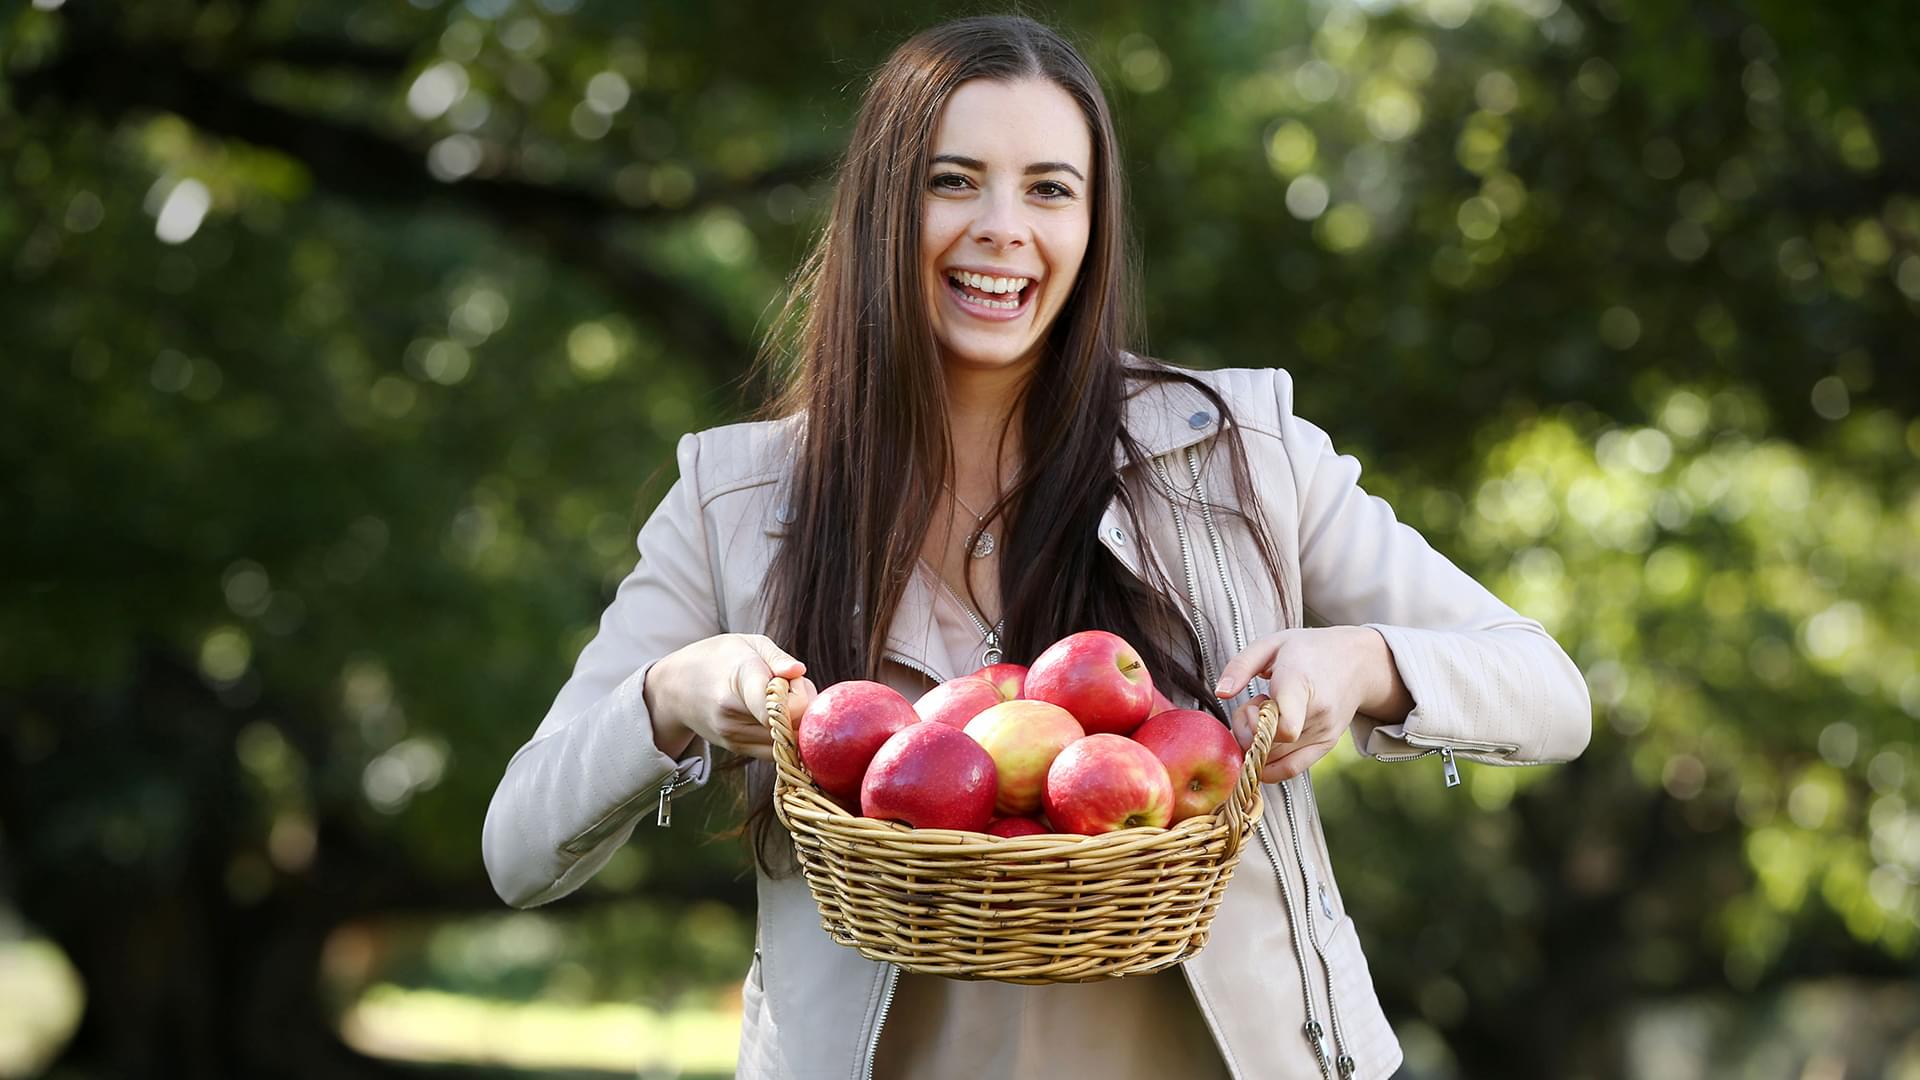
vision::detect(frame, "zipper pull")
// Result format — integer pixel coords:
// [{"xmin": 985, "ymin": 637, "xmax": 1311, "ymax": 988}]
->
[
  {"xmin": 1440, "ymin": 746, "xmax": 1461, "ymax": 789},
  {"xmin": 1303, "ymin": 1020, "xmax": 1330, "ymax": 1066},
  {"xmin": 656, "ymin": 772, "xmax": 687, "ymax": 826}
]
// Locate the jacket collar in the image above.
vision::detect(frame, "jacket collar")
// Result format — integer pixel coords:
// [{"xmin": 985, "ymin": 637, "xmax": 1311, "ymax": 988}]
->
[
  {"xmin": 1115, "ymin": 371, "xmax": 1227, "ymax": 468},
  {"xmin": 766, "ymin": 370, "xmax": 1226, "ymax": 534}
]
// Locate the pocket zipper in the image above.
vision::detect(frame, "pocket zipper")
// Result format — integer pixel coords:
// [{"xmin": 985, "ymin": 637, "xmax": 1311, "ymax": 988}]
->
[{"xmin": 1391, "ymin": 732, "xmax": 1522, "ymax": 788}]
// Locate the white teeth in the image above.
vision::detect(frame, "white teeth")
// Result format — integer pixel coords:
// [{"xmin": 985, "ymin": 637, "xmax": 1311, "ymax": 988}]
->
[{"xmin": 949, "ymin": 270, "xmax": 1031, "ymax": 295}]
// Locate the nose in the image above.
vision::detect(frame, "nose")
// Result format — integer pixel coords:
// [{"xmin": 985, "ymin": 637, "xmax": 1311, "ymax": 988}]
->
[{"xmin": 968, "ymin": 187, "xmax": 1029, "ymax": 251}]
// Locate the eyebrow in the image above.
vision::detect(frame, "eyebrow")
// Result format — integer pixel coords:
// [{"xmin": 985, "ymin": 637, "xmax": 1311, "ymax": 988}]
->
[{"xmin": 931, "ymin": 154, "xmax": 1087, "ymax": 182}]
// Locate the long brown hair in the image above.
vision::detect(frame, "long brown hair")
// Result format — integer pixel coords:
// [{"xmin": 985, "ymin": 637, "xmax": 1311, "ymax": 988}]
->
[{"xmin": 739, "ymin": 15, "xmax": 1288, "ymax": 872}]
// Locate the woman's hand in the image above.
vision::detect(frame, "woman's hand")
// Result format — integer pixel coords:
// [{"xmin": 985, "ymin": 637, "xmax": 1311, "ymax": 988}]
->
[
  {"xmin": 1214, "ymin": 626, "xmax": 1412, "ymax": 783},
  {"xmin": 643, "ymin": 634, "xmax": 819, "ymax": 760}
]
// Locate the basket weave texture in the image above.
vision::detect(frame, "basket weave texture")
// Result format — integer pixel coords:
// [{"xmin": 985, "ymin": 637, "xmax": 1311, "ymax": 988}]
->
[{"xmin": 768, "ymin": 677, "xmax": 1279, "ymax": 984}]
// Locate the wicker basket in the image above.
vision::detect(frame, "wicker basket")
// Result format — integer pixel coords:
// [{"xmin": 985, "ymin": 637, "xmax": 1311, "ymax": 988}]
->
[{"xmin": 767, "ymin": 677, "xmax": 1279, "ymax": 984}]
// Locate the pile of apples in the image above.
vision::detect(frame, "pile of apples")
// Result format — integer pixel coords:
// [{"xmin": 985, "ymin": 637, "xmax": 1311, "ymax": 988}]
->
[{"xmin": 795, "ymin": 630, "xmax": 1244, "ymax": 836}]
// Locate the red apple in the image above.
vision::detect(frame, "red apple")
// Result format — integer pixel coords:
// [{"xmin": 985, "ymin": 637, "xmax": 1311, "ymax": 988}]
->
[
  {"xmin": 1042, "ymin": 734, "xmax": 1174, "ymax": 835},
  {"xmin": 969, "ymin": 662, "xmax": 1029, "ymax": 701},
  {"xmin": 1149, "ymin": 687, "xmax": 1179, "ymax": 717},
  {"xmin": 986, "ymin": 816, "xmax": 1050, "ymax": 838},
  {"xmin": 1024, "ymin": 630, "xmax": 1154, "ymax": 736},
  {"xmin": 913, "ymin": 675, "xmax": 1004, "ymax": 730},
  {"xmin": 963, "ymin": 699, "xmax": 1085, "ymax": 816},
  {"xmin": 1131, "ymin": 709, "xmax": 1245, "ymax": 822},
  {"xmin": 796, "ymin": 680, "xmax": 916, "ymax": 800},
  {"xmin": 860, "ymin": 722, "xmax": 997, "ymax": 832}
]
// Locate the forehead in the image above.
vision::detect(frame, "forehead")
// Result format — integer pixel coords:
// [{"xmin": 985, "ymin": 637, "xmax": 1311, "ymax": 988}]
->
[{"xmin": 930, "ymin": 77, "xmax": 1092, "ymax": 170}]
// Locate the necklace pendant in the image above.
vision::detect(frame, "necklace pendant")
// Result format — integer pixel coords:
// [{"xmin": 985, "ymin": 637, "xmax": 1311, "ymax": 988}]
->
[{"xmin": 969, "ymin": 529, "xmax": 995, "ymax": 559}]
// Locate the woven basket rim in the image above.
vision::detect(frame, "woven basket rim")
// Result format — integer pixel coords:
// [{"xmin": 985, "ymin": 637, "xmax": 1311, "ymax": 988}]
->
[
  {"xmin": 762, "ymin": 674, "xmax": 1279, "ymax": 983},
  {"xmin": 767, "ymin": 677, "xmax": 1278, "ymax": 850}
]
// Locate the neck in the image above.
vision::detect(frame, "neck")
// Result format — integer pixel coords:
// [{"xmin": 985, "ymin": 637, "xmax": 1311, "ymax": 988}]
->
[{"xmin": 941, "ymin": 358, "xmax": 1030, "ymax": 493}]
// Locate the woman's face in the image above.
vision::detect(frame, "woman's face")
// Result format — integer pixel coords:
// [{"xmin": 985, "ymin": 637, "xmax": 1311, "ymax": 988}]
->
[{"xmin": 921, "ymin": 77, "xmax": 1093, "ymax": 376}]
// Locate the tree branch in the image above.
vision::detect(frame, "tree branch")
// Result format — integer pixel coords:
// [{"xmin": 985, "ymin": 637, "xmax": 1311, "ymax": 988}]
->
[{"xmin": 11, "ymin": 32, "xmax": 825, "ymax": 373}]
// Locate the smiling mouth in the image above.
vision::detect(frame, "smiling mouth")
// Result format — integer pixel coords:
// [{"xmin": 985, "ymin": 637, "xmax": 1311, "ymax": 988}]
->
[{"xmin": 945, "ymin": 269, "xmax": 1034, "ymax": 312}]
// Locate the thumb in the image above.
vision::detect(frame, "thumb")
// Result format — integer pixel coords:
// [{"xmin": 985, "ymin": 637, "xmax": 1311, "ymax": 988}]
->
[{"xmin": 746, "ymin": 634, "xmax": 807, "ymax": 680}]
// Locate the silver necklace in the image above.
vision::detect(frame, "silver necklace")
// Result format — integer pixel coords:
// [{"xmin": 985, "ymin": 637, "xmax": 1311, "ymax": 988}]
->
[{"xmin": 942, "ymin": 481, "xmax": 997, "ymax": 559}]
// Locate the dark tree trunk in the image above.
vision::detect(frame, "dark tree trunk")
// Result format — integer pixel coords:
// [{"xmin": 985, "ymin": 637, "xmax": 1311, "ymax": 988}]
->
[{"xmin": 0, "ymin": 647, "xmax": 486, "ymax": 1079}]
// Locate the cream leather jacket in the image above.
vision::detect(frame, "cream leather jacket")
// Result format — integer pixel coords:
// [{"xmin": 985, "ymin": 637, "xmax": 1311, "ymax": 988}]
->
[{"xmin": 482, "ymin": 365, "xmax": 1592, "ymax": 1080}]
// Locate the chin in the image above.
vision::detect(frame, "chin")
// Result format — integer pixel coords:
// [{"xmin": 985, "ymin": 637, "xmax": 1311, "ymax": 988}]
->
[{"xmin": 943, "ymin": 340, "xmax": 1041, "ymax": 371}]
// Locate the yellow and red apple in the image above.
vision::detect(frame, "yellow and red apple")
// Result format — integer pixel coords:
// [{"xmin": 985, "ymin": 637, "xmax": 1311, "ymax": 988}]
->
[{"xmin": 963, "ymin": 699, "xmax": 1085, "ymax": 816}]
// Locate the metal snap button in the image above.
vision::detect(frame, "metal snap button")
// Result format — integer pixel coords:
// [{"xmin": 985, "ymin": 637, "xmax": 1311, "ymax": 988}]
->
[
  {"xmin": 1188, "ymin": 410, "xmax": 1212, "ymax": 430},
  {"xmin": 1108, "ymin": 526, "xmax": 1126, "ymax": 545}
]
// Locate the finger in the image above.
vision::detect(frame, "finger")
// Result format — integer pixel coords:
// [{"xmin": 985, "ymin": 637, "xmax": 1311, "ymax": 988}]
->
[
  {"xmin": 735, "ymin": 655, "xmax": 778, "ymax": 725},
  {"xmin": 730, "ymin": 739, "xmax": 776, "ymax": 762},
  {"xmin": 1229, "ymin": 696, "xmax": 1268, "ymax": 751},
  {"xmin": 1267, "ymin": 669, "xmax": 1310, "ymax": 745},
  {"xmin": 1259, "ymin": 738, "xmax": 1335, "ymax": 784},
  {"xmin": 785, "ymin": 677, "xmax": 819, "ymax": 725},
  {"xmin": 747, "ymin": 634, "xmax": 807, "ymax": 680},
  {"xmin": 718, "ymin": 712, "xmax": 777, "ymax": 754},
  {"xmin": 1214, "ymin": 636, "xmax": 1282, "ymax": 700}
]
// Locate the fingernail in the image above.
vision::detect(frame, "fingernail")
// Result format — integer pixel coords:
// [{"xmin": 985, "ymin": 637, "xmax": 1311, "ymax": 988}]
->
[{"xmin": 1214, "ymin": 679, "xmax": 1231, "ymax": 696}]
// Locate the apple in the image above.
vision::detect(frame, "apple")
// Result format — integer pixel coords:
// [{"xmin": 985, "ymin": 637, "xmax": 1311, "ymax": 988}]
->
[
  {"xmin": 1148, "ymin": 687, "xmax": 1178, "ymax": 717},
  {"xmin": 986, "ymin": 816, "xmax": 1050, "ymax": 838},
  {"xmin": 861, "ymin": 721, "xmax": 998, "ymax": 832},
  {"xmin": 1024, "ymin": 630, "xmax": 1154, "ymax": 736},
  {"xmin": 796, "ymin": 680, "xmax": 917, "ymax": 800},
  {"xmin": 914, "ymin": 675, "xmax": 1004, "ymax": 730},
  {"xmin": 1042, "ymin": 733, "xmax": 1174, "ymax": 835},
  {"xmin": 963, "ymin": 699, "xmax": 1085, "ymax": 816},
  {"xmin": 969, "ymin": 662, "xmax": 1029, "ymax": 702},
  {"xmin": 1131, "ymin": 709, "xmax": 1245, "ymax": 822}
]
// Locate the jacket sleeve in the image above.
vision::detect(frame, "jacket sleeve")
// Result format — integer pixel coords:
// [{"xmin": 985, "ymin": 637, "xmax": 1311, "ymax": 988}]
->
[
  {"xmin": 482, "ymin": 432, "xmax": 721, "ymax": 908},
  {"xmin": 1274, "ymin": 372, "xmax": 1592, "ymax": 766}
]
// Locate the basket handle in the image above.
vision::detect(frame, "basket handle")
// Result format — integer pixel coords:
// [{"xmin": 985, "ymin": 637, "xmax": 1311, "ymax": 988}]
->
[
  {"xmin": 765, "ymin": 675, "xmax": 811, "ymax": 793},
  {"xmin": 1220, "ymin": 696, "xmax": 1280, "ymax": 859}
]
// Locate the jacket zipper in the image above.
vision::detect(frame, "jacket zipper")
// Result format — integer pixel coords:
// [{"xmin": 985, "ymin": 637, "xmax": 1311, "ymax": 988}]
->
[
  {"xmin": 655, "ymin": 768, "xmax": 692, "ymax": 827},
  {"xmin": 929, "ymin": 574, "xmax": 1006, "ymax": 666},
  {"xmin": 1153, "ymin": 450, "xmax": 1331, "ymax": 1080},
  {"xmin": 1379, "ymin": 733, "xmax": 1522, "ymax": 786},
  {"xmin": 1186, "ymin": 444, "xmax": 1355, "ymax": 1079},
  {"xmin": 854, "ymin": 654, "xmax": 930, "ymax": 1078},
  {"xmin": 880, "ymin": 650, "xmax": 945, "ymax": 685},
  {"xmin": 860, "ymin": 963, "xmax": 901, "ymax": 1080}
]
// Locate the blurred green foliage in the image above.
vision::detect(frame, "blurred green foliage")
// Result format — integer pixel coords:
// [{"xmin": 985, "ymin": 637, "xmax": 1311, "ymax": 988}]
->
[{"xmin": 1, "ymin": 0, "xmax": 1915, "ymax": 1076}]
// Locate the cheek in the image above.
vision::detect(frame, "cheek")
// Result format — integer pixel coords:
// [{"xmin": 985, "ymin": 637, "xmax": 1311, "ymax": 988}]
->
[
  {"xmin": 921, "ymin": 202, "xmax": 966, "ymax": 266},
  {"xmin": 1042, "ymin": 218, "xmax": 1093, "ymax": 299}
]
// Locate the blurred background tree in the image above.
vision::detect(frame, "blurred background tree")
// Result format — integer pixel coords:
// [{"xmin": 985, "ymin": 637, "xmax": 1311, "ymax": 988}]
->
[{"xmin": 1, "ymin": 0, "xmax": 1914, "ymax": 1077}]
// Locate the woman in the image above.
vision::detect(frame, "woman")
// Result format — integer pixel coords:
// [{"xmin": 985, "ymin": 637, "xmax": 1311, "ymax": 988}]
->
[{"xmin": 483, "ymin": 15, "xmax": 1590, "ymax": 1080}]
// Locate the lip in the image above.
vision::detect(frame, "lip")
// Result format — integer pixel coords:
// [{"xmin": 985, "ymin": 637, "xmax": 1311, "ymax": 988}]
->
[{"xmin": 941, "ymin": 267, "xmax": 1038, "ymax": 323}]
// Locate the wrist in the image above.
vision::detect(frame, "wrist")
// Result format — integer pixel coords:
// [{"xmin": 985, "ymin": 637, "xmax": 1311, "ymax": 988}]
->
[
  {"xmin": 642, "ymin": 656, "xmax": 698, "ymax": 759},
  {"xmin": 1351, "ymin": 625, "xmax": 1412, "ymax": 722}
]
